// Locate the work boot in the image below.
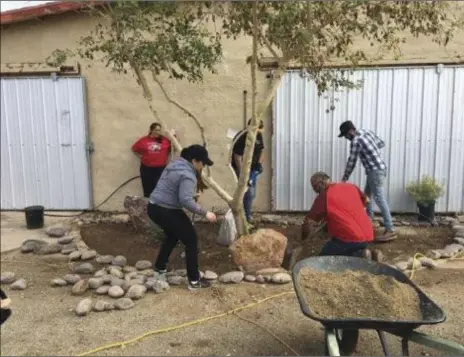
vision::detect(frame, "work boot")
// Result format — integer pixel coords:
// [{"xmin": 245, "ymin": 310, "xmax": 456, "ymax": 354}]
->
[
  {"xmin": 375, "ymin": 230, "xmax": 397, "ymax": 243},
  {"xmin": 361, "ymin": 248, "xmax": 372, "ymax": 260},
  {"xmin": 372, "ymin": 249, "xmax": 384, "ymax": 263}
]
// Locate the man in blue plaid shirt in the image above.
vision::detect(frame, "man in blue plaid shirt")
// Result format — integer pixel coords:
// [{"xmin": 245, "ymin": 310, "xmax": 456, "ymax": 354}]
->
[{"xmin": 338, "ymin": 121, "xmax": 396, "ymax": 242}]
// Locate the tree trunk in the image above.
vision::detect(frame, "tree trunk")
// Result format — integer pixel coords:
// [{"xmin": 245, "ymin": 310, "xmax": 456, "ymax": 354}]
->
[{"xmin": 230, "ymin": 0, "xmax": 260, "ymax": 236}]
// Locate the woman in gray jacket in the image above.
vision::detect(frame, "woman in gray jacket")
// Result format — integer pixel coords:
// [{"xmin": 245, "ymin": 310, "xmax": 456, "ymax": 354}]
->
[{"xmin": 147, "ymin": 144, "xmax": 217, "ymax": 290}]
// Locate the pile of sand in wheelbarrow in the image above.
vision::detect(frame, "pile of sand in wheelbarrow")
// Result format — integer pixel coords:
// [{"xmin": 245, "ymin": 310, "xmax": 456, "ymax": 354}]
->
[{"xmin": 299, "ymin": 268, "xmax": 422, "ymax": 320}]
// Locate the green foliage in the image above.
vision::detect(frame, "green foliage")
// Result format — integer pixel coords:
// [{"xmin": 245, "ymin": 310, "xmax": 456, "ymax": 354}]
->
[
  {"xmin": 47, "ymin": 1, "xmax": 222, "ymax": 82},
  {"xmin": 406, "ymin": 176, "xmax": 445, "ymax": 205},
  {"xmin": 217, "ymin": 0, "xmax": 461, "ymax": 94}
]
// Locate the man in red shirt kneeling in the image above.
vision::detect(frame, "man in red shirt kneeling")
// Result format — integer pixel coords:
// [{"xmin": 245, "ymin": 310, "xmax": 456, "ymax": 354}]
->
[{"xmin": 302, "ymin": 171, "xmax": 383, "ymax": 261}]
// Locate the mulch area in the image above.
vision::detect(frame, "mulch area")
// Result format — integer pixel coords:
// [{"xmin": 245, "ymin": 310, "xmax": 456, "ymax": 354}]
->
[{"xmin": 80, "ymin": 221, "xmax": 454, "ymax": 274}]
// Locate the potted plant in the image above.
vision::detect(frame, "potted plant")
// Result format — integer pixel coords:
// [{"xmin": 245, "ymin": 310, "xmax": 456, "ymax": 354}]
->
[{"xmin": 406, "ymin": 176, "xmax": 445, "ymax": 222}]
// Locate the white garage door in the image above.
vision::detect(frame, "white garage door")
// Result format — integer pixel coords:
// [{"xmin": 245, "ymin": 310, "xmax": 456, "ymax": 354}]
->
[
  {"xmin": 1, "ymin": 76, "xmax": 93, "ymax": 210},
  {"xmin": 272, "ymin": 65, "xmax": 464, "ymax": 212}
]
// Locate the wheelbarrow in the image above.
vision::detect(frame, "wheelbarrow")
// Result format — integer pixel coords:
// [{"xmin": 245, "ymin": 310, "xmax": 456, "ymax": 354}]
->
[{"xmin": 291, "ymin": 256, "xmax": 464, "ymax": 356}]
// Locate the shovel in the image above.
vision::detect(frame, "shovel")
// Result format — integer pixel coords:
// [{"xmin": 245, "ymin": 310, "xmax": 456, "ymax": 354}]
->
[{"xmin": 284, "ymin": 222, "xmax": 327, "ymax": 270}]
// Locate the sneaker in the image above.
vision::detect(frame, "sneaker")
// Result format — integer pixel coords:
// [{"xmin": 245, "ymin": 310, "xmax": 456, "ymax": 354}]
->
[
  {"xmin": 154, "ymin": 268, "xmax": 167, "ymax": 275},
  {"xmin": 188, "ymin": 279, "xmax": 212, "ymax": 291},
  {"xmin": 372, "ymin": 249, "xmax": 384, "ymax": 263},
  {"xmin": 374, "ymin": 230, "xmax": 398, "ymax": 243}
]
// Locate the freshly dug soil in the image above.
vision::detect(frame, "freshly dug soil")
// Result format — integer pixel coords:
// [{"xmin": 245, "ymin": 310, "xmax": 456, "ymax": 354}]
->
[{"xmin": 299, "ymin": 268, "xmax": 422, "ymax": 320}]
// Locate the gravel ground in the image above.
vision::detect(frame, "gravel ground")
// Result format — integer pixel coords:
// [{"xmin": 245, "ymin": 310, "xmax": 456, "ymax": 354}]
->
[{"xmin": 1, "ymin": 251, "xmax": 463, "ymax": 356}]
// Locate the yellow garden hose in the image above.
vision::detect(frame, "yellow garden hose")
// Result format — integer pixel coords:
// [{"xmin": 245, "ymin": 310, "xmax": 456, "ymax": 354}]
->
[{"xmin": 76, "ymin": 291, "xmax": 295, "ymax": 356}]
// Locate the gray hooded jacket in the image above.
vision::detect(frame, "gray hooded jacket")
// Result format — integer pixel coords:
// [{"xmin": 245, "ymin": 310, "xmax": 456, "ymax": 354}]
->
[{"xmin": 149, "ymin": 158, "xmax": 207, "ymax": 216}]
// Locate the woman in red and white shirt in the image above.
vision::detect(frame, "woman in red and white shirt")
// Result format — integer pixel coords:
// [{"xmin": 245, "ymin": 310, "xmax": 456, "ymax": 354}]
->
[{"xmin": 132, "ymin": 123, "xmax": 172, "ymax": 197}]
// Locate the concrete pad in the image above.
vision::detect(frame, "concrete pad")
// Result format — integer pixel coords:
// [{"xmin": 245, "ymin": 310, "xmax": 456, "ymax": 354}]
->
[{"xmin": 0, "ymin": 212, "xmax": 74, "ymax": 253}]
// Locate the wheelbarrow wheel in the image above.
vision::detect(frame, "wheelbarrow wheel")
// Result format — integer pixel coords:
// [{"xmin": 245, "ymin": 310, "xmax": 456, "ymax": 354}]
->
[{"xmin": 324, "ymin": 329, "xmax": 359, "ymax": 356}]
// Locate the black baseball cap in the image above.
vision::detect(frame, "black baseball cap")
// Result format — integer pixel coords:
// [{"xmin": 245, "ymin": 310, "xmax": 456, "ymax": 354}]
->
[
  {"xmin": 185, "ymin": 144, "xmax": 214, "ymax": 166},
  {"xmin": 338, "ymin": 120, "xmax": 356, "ymax": 138}
]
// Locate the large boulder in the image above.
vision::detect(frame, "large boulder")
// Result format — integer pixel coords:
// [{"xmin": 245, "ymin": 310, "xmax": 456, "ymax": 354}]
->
[
  {"xmin": 123, "ymin": 196, "xmax": 164, "ymax": 238},
  {"xmin": 230, "ymin": 229, "xmax": 288, "ymax": 273}
]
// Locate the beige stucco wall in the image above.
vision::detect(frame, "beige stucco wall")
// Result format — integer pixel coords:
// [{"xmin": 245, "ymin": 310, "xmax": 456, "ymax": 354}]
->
[{"xmin": 1, "ymin": 9, "xmax": 463, "ymax": 213}]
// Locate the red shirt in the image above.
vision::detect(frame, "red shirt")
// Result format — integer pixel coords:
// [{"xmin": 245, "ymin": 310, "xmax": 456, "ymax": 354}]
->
[
  {"xmin": 304, "ymin": 182, "xmax": 374, "ymax": 243},
  {"xmin": 131, "ymin": 135, "xmax": 171, "ymax": 167}
]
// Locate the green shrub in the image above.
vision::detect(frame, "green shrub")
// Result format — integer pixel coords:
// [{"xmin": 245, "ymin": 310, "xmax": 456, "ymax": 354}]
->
[{"xmin": 406, "ymin": 176, "xmax": 445, "ymax": 205}]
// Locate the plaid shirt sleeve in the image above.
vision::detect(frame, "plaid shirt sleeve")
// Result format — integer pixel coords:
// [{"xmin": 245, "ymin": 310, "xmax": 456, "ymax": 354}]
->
[{"xmin": 343, "ymin": 140, "xmax": 360, "ymax": 181}]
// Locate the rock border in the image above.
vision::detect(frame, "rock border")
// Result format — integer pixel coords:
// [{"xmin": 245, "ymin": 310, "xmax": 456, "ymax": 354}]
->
[{"xmin": 2, "ymin": 215, "xmax": 463, "ymax": 318}]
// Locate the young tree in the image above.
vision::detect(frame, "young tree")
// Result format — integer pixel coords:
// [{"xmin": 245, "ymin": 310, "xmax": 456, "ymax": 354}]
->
[{"xmin": 48, "ymin": 0, "xmax": 462, "ymax": 237}]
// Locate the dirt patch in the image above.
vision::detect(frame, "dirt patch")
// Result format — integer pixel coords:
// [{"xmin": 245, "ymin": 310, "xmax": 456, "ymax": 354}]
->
[
  {"xmin": 298, "ymin": 268, "xmax": 422, "ymax": 320},
  {"xmin": 80, "ymin": 222, "xmax": 453, "ymax": 272}
]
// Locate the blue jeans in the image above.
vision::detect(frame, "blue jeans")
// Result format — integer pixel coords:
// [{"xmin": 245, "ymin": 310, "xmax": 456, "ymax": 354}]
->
[
  {"xmin": 319, "ymin": 238, "xmax": 368, "ymax": 257},
  {"xmin": 244, "ymin": 169, "xmax": 260, "ymax": 222},
  {"xmin": 365, "ymin": 169, "xmax": 394, "ymax": 231}
]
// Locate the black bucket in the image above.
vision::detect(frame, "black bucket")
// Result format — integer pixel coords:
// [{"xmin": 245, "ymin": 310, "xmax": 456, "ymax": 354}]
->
[
  {"xmin": 24, "ymin": 206, "xmax": 44, "ymax": 230},
  {"xmin": 417, "ymin": 202, "xmax": 435, "ymax": 222}
]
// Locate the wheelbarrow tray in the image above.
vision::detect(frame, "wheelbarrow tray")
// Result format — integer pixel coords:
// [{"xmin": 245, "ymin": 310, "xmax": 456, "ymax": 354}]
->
[{"xmin": 292, "ymin": 256, "xmax": 446, "ymax": 332}]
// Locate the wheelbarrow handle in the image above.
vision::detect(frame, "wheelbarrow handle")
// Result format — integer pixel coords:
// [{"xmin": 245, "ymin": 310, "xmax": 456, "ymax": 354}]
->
[{"xmin": 407, "ymin": 331, "xmax": 464, "ymax": 355}]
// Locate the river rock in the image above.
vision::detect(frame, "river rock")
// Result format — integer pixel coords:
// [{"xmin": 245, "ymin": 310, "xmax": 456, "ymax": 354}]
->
[
  {"xmin": 395, "ymin": 261, "xmax": 409, "ymax": 271},
  {"xmin": 138, "ymin": 269, "xmax": 155, "ymax": 277},
  {"xmin": 81, "ymin": 250, "xmax": 97, "ymax": 261},
  {"xmin": 61, "ymin": 243, "xmax": 77, "ymax": 254},
  {"xmin": 94, "ymin": 268, "xmax": 107, "ymax": 278},
  {"xmin": 109, "ymin": 267, "xmax": 124, "ymax": 279},
  {"xmin": 203, "ymin": 270, "xmax": 218, "ymax": 280},
  {"xmin": 271, "ymin": 272, "xmax": 292, "ymax": 284},
  {"xmin": 96, "ymin": 285, "xmax": 110, "ymax": 295},
  {"xmin": 173, "ymin": 269, "xmax": 187, "ymax": 277},
  {"xmin": 124, "ymin": 272, "xmax": 138, "ymax": 281},
  {"xmin": 63, "ymin": 274, "xmax": 81, "ymax": 284},
  {"xmin": 418, "ymin": 257, "xmax": 438, "ymax": 269},
  {"xmin": 76, "ymin": 298, "xmax": 93, "ymax": 316},
  {"xmin": 11, "ymin": 279, "xmax": 27, "ymax": 290},
  {"xmin": 88, "ymin": 278, "xmax": 104, "ymax": 289},
  {"xmin": 108, "ymin": 286, "xmax": 125, "ymax": 298},
  {"xmin": 69, "ymin": 250, "xmax": 82, "ymax": 261},
  {"xmin": 110, "ymin": 277, "xmax": 125, "ymax": 287},
  {"xmin": 36, "ymin": 243, "xmax": 62, "ymax": 255},
  {"xmin": 153, "ymin": 280, "xmax": 170, "ymax": 293},
  {"xmin": 114, "ymin": 297, "xmax": 135, "ymax": 310},
  {"xmin": 230, "ymin": 229, "xmax": 288, "ymax": 273},
  {"xmin": 255, "ymin": 275, "xmax": 265, "ymax": 284},
  {"xmin": 46, "ymin": 225, "xmax": 67, "ymax": 238},
  {"xmin": 102, "ymin": 274, "xmax": 112, "ymax": 284},
  {"xmin": 1, "ymin": 272, "xmax": 16, "ymax": 284},
  {"xmin": 122, "ymin": 267, "xmax": 136, "ymax": 274},
  {"xmin": 454, "ymin": 237, "xmax": 464, "ymax": 245},
  {"xmin": 73, "ymin": 262, "xmax": 94, "ymax": 274},
  {"xmin": 72, "ymin": 279, "xmax": 89, "ymax": 295},
  {"xmin": 244, "ymin": 275, "xmax": 256, "ymax": 282},
  {"xmin": 443, "ymin": 243, "xmax": 464, "ymax": 255},
  {"xmin": 126, "ymin": 285, "xmax": 147, "ymax": 300},
  {"xmin": 57, "ymin": 236, "xmax": 74, "ymax": 245},
  {"xmin": 51, "ymin": 278, "xmax": 68, "ymax": 287},
  {"xmin": 112, "ymin": 255, "xmax": 127, "ymax": 267},
  {"xmin": 167, "ymin": 276, "xmax": 185, "ymax": 286},
  {"xmin": 219, "ymin": 271, "xmax": 244, "ymax": 284},
  {"xmin": 144, "ymin": 279, "xmax": 157, "ymax": 289},
  {"xmin": 96, "ymin": 255, "xmax": 114, "ymax": 264},
  {"xmin": 135, "ymin": 260, "xmax": 152, "ymax": 270},
  {"xmin": 93, "ymin": 300, "xmax": 114, "ymax": 312},
  {"xmin": 21, "ymin": 239, "xmax": 47, "ymax": 253}
]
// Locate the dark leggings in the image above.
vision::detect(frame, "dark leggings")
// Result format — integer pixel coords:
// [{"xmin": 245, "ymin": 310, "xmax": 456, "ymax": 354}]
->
[
  {"xmin": 147, "ymin": 203, "xmax": 200, "ymax": 282},
  {"xmin": 319, "ymin": 238, "xmax": 368, "ymax": 257},
  {"xmin": 140, "ymin": 164, "xmax": 166, "ymax": 197}
]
